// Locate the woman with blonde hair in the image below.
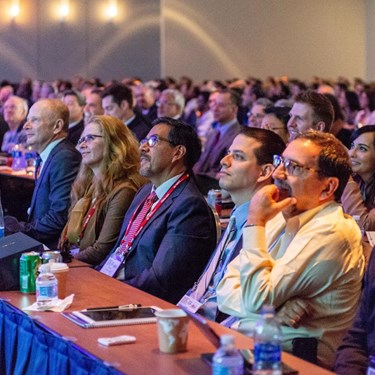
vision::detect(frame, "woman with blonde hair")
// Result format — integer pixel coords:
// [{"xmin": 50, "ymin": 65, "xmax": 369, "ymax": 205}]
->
[{"xmin": 59, "ymin": 115, "xmax": 146, "ymax": 265}]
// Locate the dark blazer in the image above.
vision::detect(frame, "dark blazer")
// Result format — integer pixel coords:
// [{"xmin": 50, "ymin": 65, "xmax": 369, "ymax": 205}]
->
[
  {"xmin": 67, "ymin": 119, "xmax": 84, "ymax": 145},
  {"xmin": 26, "ymin": 139, "xmax": 81, "ymax": 249},
  {"xmin": 127, "ymin": 112, "xmax": 152, "ymax": 141},
  {"xmin": 193, "ymin": 121, "xmax": 242, "ymax": 179},
  {"xmin": 334, "ymin": 249, "xmax": 375, "ymax": 375},
  {"xmin": 101, "ymin": 177, "xmax": 217, "ymax": 304}
]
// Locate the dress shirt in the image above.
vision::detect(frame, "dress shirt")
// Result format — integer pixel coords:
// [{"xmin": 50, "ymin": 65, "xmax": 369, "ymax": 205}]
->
[
  {"xmin": 38, "ymin": 138, "xmax": 64, "ymax": 176},
  {"xmin": 217, "ymin": 201, "xmax": 365, "ymax": 368},
  {"xmin": 196, "ymin": 202, "xmax": 249, "ymax": 320},
  {"xmin": 124, "ymin": 115, "xmax": 136, "ymax": 126},
  {"xmin": 216, "ymin": 118, "xmax": 238, "ymax": 138}
]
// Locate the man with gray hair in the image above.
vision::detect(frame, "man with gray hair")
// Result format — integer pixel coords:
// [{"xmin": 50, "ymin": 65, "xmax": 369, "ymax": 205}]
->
[
  {"xmin": 1, "ymin": 96, "xmax": 28, "ymax": 153},
  {"xmin": 157, "ymin": 88, "xmax": 185, "ymax": 120}
]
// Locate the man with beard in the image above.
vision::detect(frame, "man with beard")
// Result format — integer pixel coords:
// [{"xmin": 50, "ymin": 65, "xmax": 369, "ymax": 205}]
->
[
  {"xmin": 287, "ymin": 90, "xmax": 333, "ymax": 142},
  {"xmin": 217, "ymin": 130, "xmax": 364, "ymax": 369},
  {"xmin": 99, "ymin": 117, "xmax": 217, "ymax": 304}
]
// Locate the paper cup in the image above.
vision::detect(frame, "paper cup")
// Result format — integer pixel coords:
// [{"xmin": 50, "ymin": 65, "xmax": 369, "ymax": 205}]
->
[
  {"xmin": 50, "ymin": 262, "xmax": 69, "ymax": 299},
  {"xmin": 155, "ymin": 309, "xmax": 189, "ymax": 354}
]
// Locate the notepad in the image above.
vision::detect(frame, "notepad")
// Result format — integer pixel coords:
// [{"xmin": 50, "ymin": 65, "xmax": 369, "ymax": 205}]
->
[{"xmin": 61, "ymin": 306, "xmax": 162, "ymax": 328}]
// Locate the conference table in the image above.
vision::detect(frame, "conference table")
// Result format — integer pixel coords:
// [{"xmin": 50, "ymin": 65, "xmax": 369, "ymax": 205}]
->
[{"xmin": 0, "ymin": 265, "xmax": 334, "ymax": 375}]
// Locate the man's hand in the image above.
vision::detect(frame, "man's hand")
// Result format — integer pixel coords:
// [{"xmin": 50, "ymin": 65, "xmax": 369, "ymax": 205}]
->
[
  {"xmin": 277, "ymin": 299, "xmax": 313, "ymax": 328},
  {"xmin": 247, "ymin": 185, "xmax": 297, "ymax": 226}
]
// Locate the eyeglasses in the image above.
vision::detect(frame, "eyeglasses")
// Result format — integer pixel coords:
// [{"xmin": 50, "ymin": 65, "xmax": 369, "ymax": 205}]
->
[
  {"xmin": 140, "ymin": 134, "xmax": 174, "ymax": 148},
  {"xmin": 273, "ymin": 155, "xmax": 320, "ymax": 176},
  {"xmin": 77, "ymin": 134, "xmax": 103, "ymax": 145}
]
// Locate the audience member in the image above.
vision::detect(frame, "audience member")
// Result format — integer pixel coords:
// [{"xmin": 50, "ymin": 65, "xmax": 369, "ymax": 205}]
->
[
  {"xmin": 101, "ymin": 83, "xmax": 151, "ymax": 141},
  {"xmin": 287, "ymin": 90, "xmax": 334, "ymax": 141},
  {"xmin": 341, "ymin": 125, "xmax": 375, "ymax": 231},
  {"xmin": 178, "ymin": 127, "xmax": 286, "ymax": 321},
  {"xmin": 99, "ymin": 117, "xmax": 217, "ymax": 303},
  {"xmin": 355, "ymin": 89, "xmax": 375, "ymax": 128},
  {"xmin": 195, "ymin": 90, "xmax": 214, "ymax": 147},
  {"xmin": 217, "ymin": 130, "xmax": 364, "ymax": 368},
  {"xmin": 157, "ymin": 89, "xmax": 185, "ymax": 121},
  {"xmin": 134, "ymin": 84, "xmax": 158, "ymax": 122},
  {"xmin": 338, "ymin": 90, "xmax": 360, "ymax": 126},
  {"xmin": 193, "ymin": 89, "xmax": 243, "ymax": 181},
  {"xmin": 247, "ymin": 97, "xmax": 273, "ymax": 128},
  {"xmin": 334, "ymin": 250, "xmax": 375, "ymax": 375},
  {"xmin": 261, "ymin": 106, "xmax": 290, "ymax": 144},
  {"xmin": 324, "ymin": 93, "xmax": 352, "ymax": 149},
  {"xmin": 59, "ymin": 115, "xmax": 145, "ymax": 266},
  {"xmin": 63, "ymin": 90, "xmax": 85, "ymax": 145},
  {"xmin": 83, "ymin": 88, "xmax": 104, "ymax": 126},
  {"xmin": 5, "ymin": 99, "xmax": 81, "ymax": 248},
  {"xmin": 1, "ymin": 96, "xmax": 28, "ymax": 153}
]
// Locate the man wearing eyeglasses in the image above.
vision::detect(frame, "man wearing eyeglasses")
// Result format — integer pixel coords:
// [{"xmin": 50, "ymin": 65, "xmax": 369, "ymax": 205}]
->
[
  {"xmin": 217, "ymin": 130, "xmax": 364, "ymax": 369},
  {"xmin": 99, "ymin": 117, "xmax": 217, "ymax": 304},
  {"xmin": 4, "ymin": 99, "xmax": 81, "ymax": 250}
]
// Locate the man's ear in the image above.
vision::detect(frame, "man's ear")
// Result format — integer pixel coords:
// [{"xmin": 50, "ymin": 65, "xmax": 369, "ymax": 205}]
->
[
  {"xmin": 53, "ymin": 119, "xmax": 64, "ymax": 134},
  {"xmin": 257, "ymin": 163, "xmax": 274, "ymax": 182},
  {"xmin": 120, "ymin": 100, "xmax": 129, "ymax": 111},
  {"xmin": 172, "ymin": 145, "xmax": 186, "ymax": 163},
  {"xmin": 314, "ymin": 121, "xmax": 326, "ymax": 132},
  {"xmin": 319, "ymin": 177, "xmax": 339, "ymax": 201}
]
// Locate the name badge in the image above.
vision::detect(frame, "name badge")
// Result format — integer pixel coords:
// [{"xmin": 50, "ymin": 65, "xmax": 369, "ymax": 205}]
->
[
  {"xmin": 177, "ymin": 294, "xmax": 203, "ymax": 313},
  {"xmin": 100, "ymin": 249, "xmax": 123, "ymax": 277}
]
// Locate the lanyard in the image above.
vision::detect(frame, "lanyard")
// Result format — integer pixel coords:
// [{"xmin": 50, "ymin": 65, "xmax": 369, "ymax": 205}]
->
[
  {"xmin": 119, "ymin": 172, "xmax": 189, "ymax": 255},
  {"xmin": 79, "ymin": 199, "xmax": 98, "ymax": 241}
]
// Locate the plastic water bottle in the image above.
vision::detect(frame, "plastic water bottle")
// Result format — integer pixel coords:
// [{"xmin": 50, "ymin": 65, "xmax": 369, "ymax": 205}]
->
[
  {"xmin": 0, "ymin": 193, "xmax": 4, "ymax": 239},
  {"xmin": 11, "ymin": 144, "xmax": 25, "ymax": 171},
  {"xmin": 253, "ymin": 305, "xmax": 282, "ymax": 375},
  {"xmin": 36, "ymin": 264, "xmax": 58, "ymax": 306},
  {"xmin": 25, "ymin": 146, "xmax": 37, "ymax": 175},
  {"xmin": 212, "ymin": 334, "xmax": 244, "ymax": 375}
]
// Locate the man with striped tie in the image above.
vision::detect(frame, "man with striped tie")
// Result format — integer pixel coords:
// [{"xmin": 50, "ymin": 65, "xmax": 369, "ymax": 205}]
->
[
  {"xmin": 99, "ymin": 117, "xmax": 217, "ymax": 304},
  {"xmin": 178, "ymin": 127, "xmax": 286, "ymax": 321}
]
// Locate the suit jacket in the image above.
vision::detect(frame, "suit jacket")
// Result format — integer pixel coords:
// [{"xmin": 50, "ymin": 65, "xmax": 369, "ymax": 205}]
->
[
  {"xmin": 26, "ymin": 139, "xmax": 81, "ymax": 249},
  {"xmin": 334, "ymin": 249, "xmax": 375, "ymax": 375},
  {"xmin": 101, "ymin": 177, "xmax": 217, "ymax": 304},
  {"xmin": 127, "ymin": 112, "xmax": 152, "ymax": 141},
  {"xmin": 67, "ymin": 119, "xmax": 84, "ymax": 145},
  {"xmin": 193, "ymin": 121, "xmax": 242, "ymax": 178}
]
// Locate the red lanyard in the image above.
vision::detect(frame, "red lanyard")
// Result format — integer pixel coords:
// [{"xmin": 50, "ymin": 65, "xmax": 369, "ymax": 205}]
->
[
  {"xmin": 119, "ymin": 173, "xmax": 189, "ymax": 253},
  {"xmin": 79, "ymin": 200, "xmax": 98, "ymax": 241}
]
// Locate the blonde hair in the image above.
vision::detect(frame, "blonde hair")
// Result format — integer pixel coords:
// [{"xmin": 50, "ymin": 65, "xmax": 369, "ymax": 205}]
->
[{"xmin": 71, "ymin": 115, "xmax": 146, "ymax": 206}]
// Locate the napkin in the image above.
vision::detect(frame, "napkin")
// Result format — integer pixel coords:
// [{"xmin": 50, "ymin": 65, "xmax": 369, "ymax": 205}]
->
[{"xmin": 23, "ymin": 294, "xmax": 75, "ymax": 312}]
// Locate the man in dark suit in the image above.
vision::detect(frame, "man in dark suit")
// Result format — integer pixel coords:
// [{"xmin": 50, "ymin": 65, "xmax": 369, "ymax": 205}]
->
[
  {"xmin": 63, "ymin": 90, "xmax": 85, "ymax": 145},
  {"xmin": 5, "ymin": 99, "xmax": 81, "ymax": 249},
  {"xmin": 193, "ymin": 89, "xmax": 243, "ymax": 181},
  {"xmin": 101, "ymin": 83, "xmax": 151, "ymax": 141},
  {"xmin": 100, "ymin": 117, "xmax": 217, "ymax": 303}
]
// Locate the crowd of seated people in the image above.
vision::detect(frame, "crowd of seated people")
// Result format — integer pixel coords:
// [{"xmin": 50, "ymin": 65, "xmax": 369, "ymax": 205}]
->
[{"xmin": 2, "ymin": 73, "xmax": 375, "ymax": 372}]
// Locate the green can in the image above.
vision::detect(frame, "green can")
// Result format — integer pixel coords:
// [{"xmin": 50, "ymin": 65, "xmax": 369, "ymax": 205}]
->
[{"xmin": 20, "ymin": 252, "xmax": 41, "ymax": 293}]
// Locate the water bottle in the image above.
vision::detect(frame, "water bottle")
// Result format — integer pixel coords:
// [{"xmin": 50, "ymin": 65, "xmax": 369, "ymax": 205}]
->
[
  {"xmin": 11, "ymin": 144, "xmax": 25, "ymax": 171},
  {"xmin": 0, "ymin": 193, "xmax": 4, "ymax": 239},
  {"xmin": 212, "ymin": 334, "xmax": 244, "ymax": 375},
  {"xmin": 36, "ymin": 264, "xmax": 58, "ymax": 306},
  {"xmin": 253, "ymin": 305, "xmax": 282, "ymax": 375},
  {"xmin": 25, "ymin": 146, "xmax": 37, "ymax": 175}
]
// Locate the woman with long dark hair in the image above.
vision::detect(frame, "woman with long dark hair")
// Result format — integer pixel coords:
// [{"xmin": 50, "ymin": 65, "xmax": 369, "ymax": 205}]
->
[{"xmin": 341, "ymin": 125, "xmax": 375, "ymax": 231}]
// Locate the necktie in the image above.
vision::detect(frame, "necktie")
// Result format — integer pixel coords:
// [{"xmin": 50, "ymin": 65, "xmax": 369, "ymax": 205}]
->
[
  {"xmin": 119, "ymin": 190, "xmax": 157, "ymax": 255},
  {"xmin": 34, "ymin": 156, "xmax": 42, "ymax": 180},
  {"xmin": 192, "ymin": 216, "xmax": 236, "ymax": 301}
]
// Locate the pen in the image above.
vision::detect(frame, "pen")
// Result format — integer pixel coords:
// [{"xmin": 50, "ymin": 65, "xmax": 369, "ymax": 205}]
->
[{"xmin": 82, "ymin": 304, "xmax": 142, "ymax": 312}]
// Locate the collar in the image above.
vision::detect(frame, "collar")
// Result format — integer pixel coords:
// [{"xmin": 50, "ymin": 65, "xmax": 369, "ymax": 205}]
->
[
  {"xmin": 217, "ymin": 118, "xmax": 237, "ymax": 136},
  {"xmin": 124, "ymin": 114, "xmax": 136, "ymax": 126},
  {"xmin": 39, "ymin": 138, "xmax": 64, "ymax": 164},
  {"xmin": 153, "ymin": 172, "xmax": 185, "ymax": 202},
  {"xmin": 68, "ymin": 119, "xmax": 82, "ymax": 129}
]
